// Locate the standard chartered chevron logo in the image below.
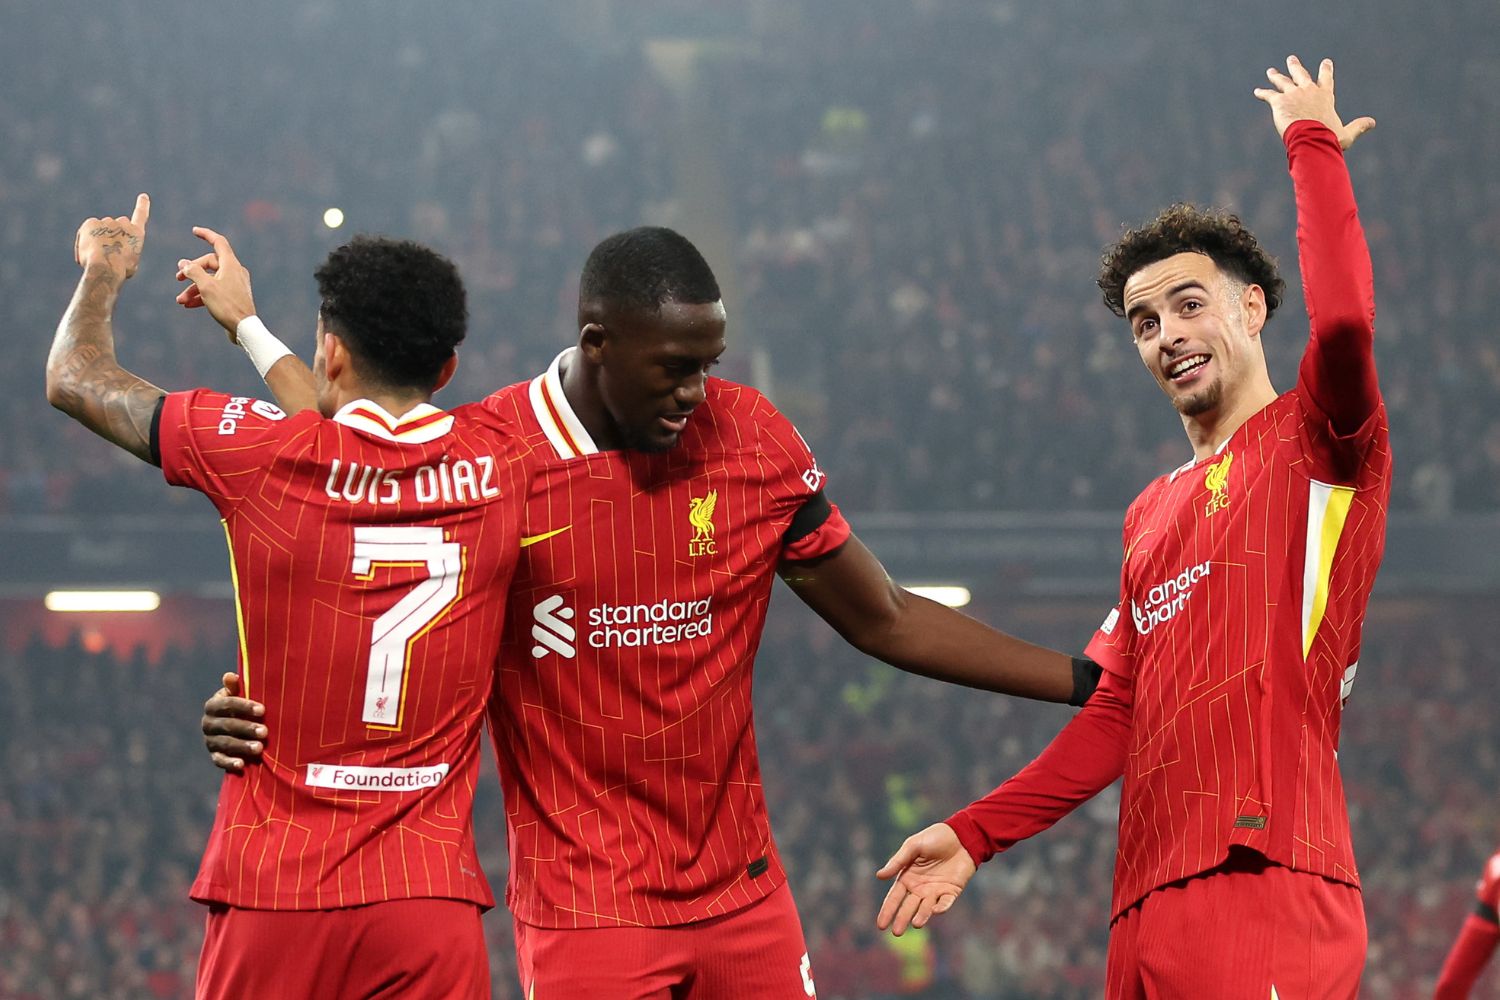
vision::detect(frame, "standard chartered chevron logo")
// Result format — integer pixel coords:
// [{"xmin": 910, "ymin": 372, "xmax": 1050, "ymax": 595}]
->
[{"xmin": 531, "ymin": 595, "xmax": 576, "ymax": 658}]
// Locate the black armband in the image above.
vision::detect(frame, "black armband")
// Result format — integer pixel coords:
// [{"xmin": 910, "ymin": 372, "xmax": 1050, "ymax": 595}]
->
[
  {"xmin": 784, "ymin": 490, "xmax": 833, "ymax": 545},
  {"xmin": 1478, "ymin": 900, "xmax": 1499, "ymax": 925},
  {"xmin": 1069, "ymin": 657, "xmax": 1103, "ymax": 707},
  {"xmin": 148, "ymin": 395, "xmax": 166, "ymax": 467}
]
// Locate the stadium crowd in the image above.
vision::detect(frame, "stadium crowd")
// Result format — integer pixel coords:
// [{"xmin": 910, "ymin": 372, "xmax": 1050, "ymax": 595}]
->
[
  {"xmin": 2, "ymin": 596, "xmax": 1496, "ymax": 998},
  {"xmin": 6, "ymin": 0, "xmax": 1500, "ymax": 996},
  {"xmin": 7, "ymin": 0, "xmax": 1500, "ymax": 516}
]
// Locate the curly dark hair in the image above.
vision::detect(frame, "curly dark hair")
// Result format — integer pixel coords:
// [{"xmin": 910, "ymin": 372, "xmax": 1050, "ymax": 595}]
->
[
  {"xmin": 314, "ymin": 236, "xmax": 467, "ymax": 392},
  {"xmin": 1097, "ymin": 204, "xmax": 1284, "ymax": 320},
  {"xmin": 579, "ymin": 227, "xmax": 720, "ymax": 318}
]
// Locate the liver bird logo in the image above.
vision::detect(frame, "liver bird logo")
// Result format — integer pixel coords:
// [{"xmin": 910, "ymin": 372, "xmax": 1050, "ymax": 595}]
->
[
  {"xmin": 1203, "ymin": 452, "xmax": 1233, "ymax": 516},
  {"xmin": 689, "ymin": 490, "xmax": 718, "ymax": 542},
  {"xmin": 1204, "ymin": 452, "xmax": 1233, "ymax": 495}
]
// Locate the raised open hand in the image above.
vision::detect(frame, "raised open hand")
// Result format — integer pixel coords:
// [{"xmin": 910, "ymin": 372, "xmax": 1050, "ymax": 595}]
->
[{"xmin": 1254, "ymin": 55, "xmax": 1375, "ymax": 150}]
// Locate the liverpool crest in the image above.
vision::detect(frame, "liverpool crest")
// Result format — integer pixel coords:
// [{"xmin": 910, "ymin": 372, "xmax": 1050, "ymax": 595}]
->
[
  {"xmin": 1204, "ymin": 452, "xmax": 1233, "ymax": 517},
  {"xmin": 688, "ymin": 490, "xmax": 718, "ymax": 557}
]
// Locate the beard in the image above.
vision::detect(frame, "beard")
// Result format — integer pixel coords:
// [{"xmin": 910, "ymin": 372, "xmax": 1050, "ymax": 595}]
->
[
  {"xmin": 618, "ymin": 419, "xmax": 681, "ymax": 454},
  {"xmin": 1173, "ymin": 375, "xmax": 1224, "ymax": 417}
]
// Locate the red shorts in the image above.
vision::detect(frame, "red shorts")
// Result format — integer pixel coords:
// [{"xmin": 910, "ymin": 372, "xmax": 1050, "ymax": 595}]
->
[
  {"xmin": 1105, "ymin": 850, "xmax": 1365, "ymax": 999},
  {"xmin": 197, "ymin": 898, "xmax": 488, "ymax": 1000},
  {"xmin": 513, "ymin": 882, "xmax": 817, "ymax": 999}
]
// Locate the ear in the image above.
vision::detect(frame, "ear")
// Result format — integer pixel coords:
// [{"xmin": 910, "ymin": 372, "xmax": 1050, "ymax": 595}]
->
[
  {"xmin": 579, "ymin": 322, "xmax": 607, "ymax": 364},
  {"xmin": 1240, "ymin": 283, "xmax": 1268, "ymax": 340},
  {"xmin": 323, "ymin": 332, "xmax": 348, "ymax": 383},
  {"xmin": 431, "ymin": 353, "xmax": 459, "ymax": 394}
]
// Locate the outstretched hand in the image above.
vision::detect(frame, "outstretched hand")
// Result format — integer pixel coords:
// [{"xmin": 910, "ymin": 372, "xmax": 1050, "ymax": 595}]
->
[
  {"xmin": 1254, "ymin": 55, "xmax": 1375, "ymax": 151},
  {"xmin": 875, "ymin": 822, "xmax": 977, "ymax": 936},
  {"xmin": 176, "ymin": 226, "xmax": 257, "ymax": 340},
  {"xmin": 74, "ymin": 193, "xmax": 150, "ymax": 280}
]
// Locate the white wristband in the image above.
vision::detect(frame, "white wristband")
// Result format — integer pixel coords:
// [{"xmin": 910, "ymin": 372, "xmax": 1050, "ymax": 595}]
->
[{"xmin": 235, "ymin": 315, "xmax": 295, "ymax": 381}]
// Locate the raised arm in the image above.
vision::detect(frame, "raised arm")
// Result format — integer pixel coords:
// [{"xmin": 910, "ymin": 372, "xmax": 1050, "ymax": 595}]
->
[
  {"xmin": 176, "ymin": 227, "xmax": 319, "ymax": 414},
  {"xmin": 46, "ymin": 194, "xmax": 166, "ymax": 465},
  {"xmin": 1255, "ymin": 55, "xmax": 1379, "ymax": 436},
  {"xmin": 780, "ymin": 534, "xmax": 1099, "ymax": 705}
]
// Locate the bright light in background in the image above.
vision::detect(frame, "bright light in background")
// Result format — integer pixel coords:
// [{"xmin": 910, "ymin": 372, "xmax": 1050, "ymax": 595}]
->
[
  {"xmin": 905, "ymin": 585, "xmax": 971, "ymax": 608},
  {"xmin": 323, "ymin": 207, "xmax": 345, "ymax": 229},
  {"xmin": 45, "ymin": 591, "xmax": 161, "ymax": 613}
]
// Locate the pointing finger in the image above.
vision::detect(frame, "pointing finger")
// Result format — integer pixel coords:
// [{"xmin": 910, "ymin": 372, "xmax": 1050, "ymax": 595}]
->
[
  {"xmin": 1318, "ymin": 57, "xmax": 1334, "ymax": 90},
  {"xmin": 131, "ymin": 193, "xmax": 150, "ymax": 229},
  {"xmin": 193, "ymin": 226, "xmax": 237, "ymax": 263}
]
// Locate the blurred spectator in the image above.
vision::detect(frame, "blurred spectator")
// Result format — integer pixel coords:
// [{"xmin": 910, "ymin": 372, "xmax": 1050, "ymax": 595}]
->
[
  {"xmin": 7, "ymin": 0, "xmax": 1500, "ymax": 516},
  {"xmin": 3, "ymin": 592, "xmax": 1495, "ymax": 998}
]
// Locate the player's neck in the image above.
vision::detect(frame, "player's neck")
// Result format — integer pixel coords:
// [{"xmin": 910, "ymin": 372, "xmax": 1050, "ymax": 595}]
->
[
  {"xmin": 1181, "ymin": 377, "xmax": 1277, "ymax": 460},
  {"xmin": 557, "ymin": 350, "xmax": 625, "ymax": 451},
  {"xmin": 327, "ymin": 384, "xmax": 434, "ymax": 420}
]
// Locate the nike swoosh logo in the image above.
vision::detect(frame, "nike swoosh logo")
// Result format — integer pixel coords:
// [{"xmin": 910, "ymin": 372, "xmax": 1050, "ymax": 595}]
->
[{"xmin": 520, "ymin": 526, "xmax": 571, "ymax": 548}]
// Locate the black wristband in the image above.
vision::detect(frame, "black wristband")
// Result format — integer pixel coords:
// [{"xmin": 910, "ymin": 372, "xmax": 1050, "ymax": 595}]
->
[
  {"xmin": 1477, "ymin": 900, "xmax": 1499, "ymax": 925},
  {"xmin": 1069, "ymin": 657, "xmax": 1103, "ymax": 707}
]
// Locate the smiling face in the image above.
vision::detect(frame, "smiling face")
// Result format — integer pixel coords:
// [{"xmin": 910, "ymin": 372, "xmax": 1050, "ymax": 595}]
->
[
  {"xmin": 1123, "ymin": 252, "xmax": 1268, "ymax": 419},
  {"xmin": 592, "ymin": 299, "xmax": 727, "ymax": 453}
]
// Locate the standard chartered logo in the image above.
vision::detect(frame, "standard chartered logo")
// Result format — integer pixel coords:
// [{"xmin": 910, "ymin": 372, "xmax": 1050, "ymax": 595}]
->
[
  {"xmin": 531, "ymin": 595, "xmax": 577, "ymax": 658},
  {"xmin": 529, "ymin": 595, "xmax": 715, "ymax": 658},
  {"xmin": 1130, "ymin": 560, "xmax": 1212, "ymax": 635}
]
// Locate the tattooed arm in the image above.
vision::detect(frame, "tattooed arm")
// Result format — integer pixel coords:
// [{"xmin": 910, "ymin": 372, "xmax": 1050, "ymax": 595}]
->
[{"xmin": 46, "ymin": 194, "xmax": 167, "ymax": 465}]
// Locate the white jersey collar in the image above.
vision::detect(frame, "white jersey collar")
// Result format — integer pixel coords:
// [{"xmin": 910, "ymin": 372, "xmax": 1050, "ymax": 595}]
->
[
  {"xmin": 331, "ymin": 399, "xmax": 454, "ymax": 444},
  {"xmin": 527, "ymin": 349, "xmax": 600, "ymax": 459}
]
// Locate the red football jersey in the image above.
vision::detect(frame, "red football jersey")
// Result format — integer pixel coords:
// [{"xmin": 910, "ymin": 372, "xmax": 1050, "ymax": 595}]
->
[
  {"xmin": 1081, "ymin": 122, "xmax": 1390, "ymax": 915},
  {"xmin": 1433, "ymin": 849, "xmax": 1500, "ymax": 999},
  {"xmin": 159, "ymin": 392, "xmax": 539, "ymax": 910},
  {"xmin": 948, "ymin": 122, "xmax": 1390, "ymax": 920},
  {"xmin": 481, "ymin": 353, "xmax": 850, "ymax": 928}
]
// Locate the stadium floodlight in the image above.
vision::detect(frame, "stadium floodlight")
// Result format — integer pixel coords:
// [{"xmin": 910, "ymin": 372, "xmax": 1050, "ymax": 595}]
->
[
  {"xmin": 323, "ymin": 207, "xmax": 345, "ymax": 229},
  {"xmin": 904, "ymin": 585, "xmax": 971, "ymax": 608},
  {"xmin": 44, "ymin": 590, "xmax": 161, "ymax": 613}
]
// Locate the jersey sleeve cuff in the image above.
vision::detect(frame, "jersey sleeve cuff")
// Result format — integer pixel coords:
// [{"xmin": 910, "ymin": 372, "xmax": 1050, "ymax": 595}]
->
[
  {"xmin": 1083, "ymin": 631, "xmax": 1130, "ymax": 680},
  {"xmin": 944, "ymin": 810, "xmax": 995, "ymax": 868},
  {"xmin": 1283, "ymin": 118, "xmax": 1342, "ymax": 159},
  {"xmin": 781, "ymin": 501, "xmax": 851, "ymax": 562},
  {"xmin": 157, "ymin": 390, "xmax": 197, "ymax": 488}
]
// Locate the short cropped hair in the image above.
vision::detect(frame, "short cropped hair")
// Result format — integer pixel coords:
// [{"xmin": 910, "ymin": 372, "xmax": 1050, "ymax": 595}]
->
[
  {"xmin": 315, "ymin": 236, "xmax": 467, "ymax": 391},
  {"xmin": 579, "ymin": 227, "xmax": 721, "ymax": 316},
  {"xmin": 1098, "ymin": 204, "xmax": 1284, "ymax": 320}
]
